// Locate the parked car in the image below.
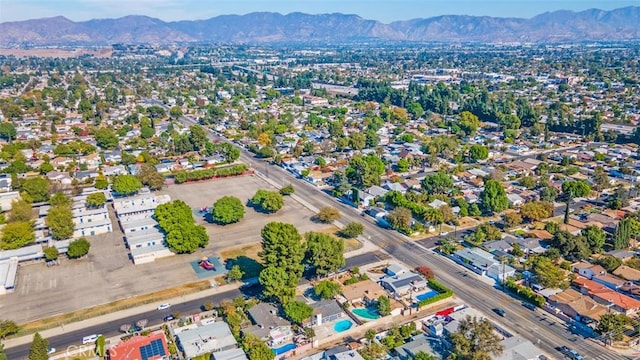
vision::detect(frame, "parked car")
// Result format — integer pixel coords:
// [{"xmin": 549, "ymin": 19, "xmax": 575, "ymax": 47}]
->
[
  {"xmin": 558, "ymin": 346, "xmax": 584, "ymax": 360},
  {"xmin": 163, "ymin": 315, "xmax": 175, "ymax": 321},
  {"xmin": 522, "ymin": 302, "xmax": 536, "ymax": 310},
  {"xmin": 157, "ymin": 303, "xmax": 171, "ymax": 310},
  {"xmin": 47, "ymin": 348, "xmax": 56, "ymax": 355},
  {"xmin": 493, "ymin": 308, "xmax": 506, "ymax": 317},
  {"xmin": 82, "ymin": 334, "xmax": 99, "ymax": 344}
]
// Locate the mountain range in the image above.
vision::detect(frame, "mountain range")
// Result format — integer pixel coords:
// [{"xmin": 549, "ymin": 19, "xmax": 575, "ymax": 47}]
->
[{"xmin": 1, "ymin": 7, "xmax": 639, "ymax": 46}]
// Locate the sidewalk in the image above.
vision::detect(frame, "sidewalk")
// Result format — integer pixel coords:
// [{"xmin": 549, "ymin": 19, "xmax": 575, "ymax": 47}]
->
[{"xmin": 3, "ymin": 281, "xmax": 244, "ymax": 349}]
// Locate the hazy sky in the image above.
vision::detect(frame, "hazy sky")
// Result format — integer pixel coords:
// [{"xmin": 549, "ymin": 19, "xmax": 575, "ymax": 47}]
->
[{"xmin": 1, "ymin": 0, "xmax": 638, "ymax": 23}]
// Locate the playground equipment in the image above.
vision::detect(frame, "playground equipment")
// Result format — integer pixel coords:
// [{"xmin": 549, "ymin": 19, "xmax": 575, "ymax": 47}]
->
[{"xmin": 199, "ymin": 257, "xmax": 215, "ymax": 271}]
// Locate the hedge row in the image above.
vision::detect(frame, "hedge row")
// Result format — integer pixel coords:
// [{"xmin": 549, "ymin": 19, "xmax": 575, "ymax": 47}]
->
[
  {"xmin": 504, "ymin": 279, "xmax": 546, "ymax": 307},
  {"xmin": 417, "ymin": 279, "xmax": 454, "ymax": 307},
  {"xmin": 174, "ymin": 164, "xmax": 248, "ymax": 184}
]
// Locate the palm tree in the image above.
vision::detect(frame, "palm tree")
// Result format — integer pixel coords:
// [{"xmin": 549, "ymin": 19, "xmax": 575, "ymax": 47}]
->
[{"xmin": 449, "ymin": 315, "xmax": 504, "ymax": 360}]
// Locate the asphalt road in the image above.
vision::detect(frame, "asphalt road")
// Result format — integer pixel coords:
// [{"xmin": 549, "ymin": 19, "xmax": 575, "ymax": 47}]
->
[{"xmin": 5, "ymin": 285, "xmax": 261, "ymax": 359}]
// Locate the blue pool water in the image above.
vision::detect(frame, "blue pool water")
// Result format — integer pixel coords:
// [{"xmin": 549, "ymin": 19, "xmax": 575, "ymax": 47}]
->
[
  {"xmin": 415, "ymin": 290, "xmax": 440, "ymax": 301},
  {"xmin": 333, "ymin": 319, "xmax": 353, "ymax": 332},
  {"xmin": 352, "ymin": 307, "xmax": 380, "ymax": 319},
  {"xmin": 272, "ymin": 343, "xmax": 296, "ymax": 355}
]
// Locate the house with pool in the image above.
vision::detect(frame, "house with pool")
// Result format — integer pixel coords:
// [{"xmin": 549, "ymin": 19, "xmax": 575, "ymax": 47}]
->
[
  {"xmin": 379, "ymin": 264, "xmax": 428, "ymax": 298},
  {"xmin": 304, "ymin": 299, "xmax": 345, "ymax": 327},
  {"xmin": 244, "ymin": 303, "xmax": 293, "ymax": 348},
  {"xmin": 341, "ymin": 279, "xmax": 386, "ymax": 307}
]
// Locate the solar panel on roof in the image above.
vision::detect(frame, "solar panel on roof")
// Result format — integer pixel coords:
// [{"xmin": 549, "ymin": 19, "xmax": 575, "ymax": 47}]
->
[{"xmin": 140, "ymin": 339, "xmax": 166, "ymax": 360}]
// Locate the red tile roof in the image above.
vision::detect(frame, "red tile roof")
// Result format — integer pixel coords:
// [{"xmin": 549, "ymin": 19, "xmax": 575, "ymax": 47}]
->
[{"xmin": 109, "ymin": 332, "xmax": 169, "ymax": 360}]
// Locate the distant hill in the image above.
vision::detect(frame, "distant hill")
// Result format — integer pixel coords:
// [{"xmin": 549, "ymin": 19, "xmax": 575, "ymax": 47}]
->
[{"xmin": 1, "ymin": 7, "xmax": 639, "ymax": 46}]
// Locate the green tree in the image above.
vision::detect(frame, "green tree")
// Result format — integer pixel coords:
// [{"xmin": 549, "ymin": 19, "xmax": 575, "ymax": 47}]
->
[
  {"xmin": 413, "ymin": 351, "xmax": 436, "ymax": 360},
  {"xmin": 349, "ymin": 132, "xmax": 366, "ymax": 150},
  {"xmin": 377, "ymin": 295, "xmax": 391, "ymax": 316},
  {"xmin": 597, "ymin": 313, "xmax": 631, "ymax": 341},
  {"xmin": 43, "ymin": 246, "xmax": 59, "ymax": 261},
  {"xmin": 165, "ymin": 223, "xmax": 208, "ymax": 254},
  {"xmin": 279, "ymin": 184, "xmax": 295, "ymax": 195},
  {"xmin": 396, "ymin": 158, "xmax": 410, "ymax": 172},
  {"xmin": 345, "ymin": 154, "xmax": 385, "ymax": 187},
  {"xmin": 387, "ymin": 207, "xmax": 412, "ymax": 233},
  {"xmin": 518, "ymin": 176, "xmax": 536, "ymax": 190},
  {"xmin": 260, "ymin": 222, "xmax": 305, "ymax": 301},
  {"xmin": 0, "ymin": 343, "xmax": 8, "ymax": 360},
  {"xmin": 316, "ymin": 206, "xmax": 341, "ymax": 223},
  {"xmin": 283, "ymin": 300, "xmax": 313, "ymax": 324},
  {"xmin": 0, "ymin": 122, "xmax": 17, "ymax": 141},
  {"xmin": 251, "ymin": 190, "xmax": 284, "ymax": 213},
  {"xmin": 227, "ymin": 264, "xmax": 244, "ymax": 282},
  {"xmin": 561, "ymin": 180, "xmax": 591, "ymax": 224},
  {"xmin": 421, "ymin": 172, "xmax": 453, "ymax": 195},
  {"xmin": 582, "ymin": 225, "xmax": 606, "ymax": 253},
  {"xmin": 22, "ymin": 177, "xmax": 50, "ymax": 203},
  {"xmin": 520, "ymin": 201, "xmax": 554, "ymax": 222},
  {"xmin": 305, "ymin": 232, "xmax": 345, "ymax": 277},
  {"xmin": 49, "ymin": 192, "xmax": 71, "ymax": 207},
  {"xmin": 86, "ymin": 192, "xmax": 107, "ymax": 208},
  {"xmin": 212, "ymin": 196, "xmax": 245, "ymax": 224},
  {"xmin": 28, "ymin": 332, "xmax": 48, "ymax": 360},
  {"xmin": 458, "ymin": 111, "xmax": 481, "ymax": 136},
  {"xmin": 169, "ymin": 105, "xmax": 183, "ymax": 120},
  {"xmin": 8, "ymin": 199, "xmax": 33, "ymax": 223},
  {"xmin": 480, "ymin": 179, "xmax": 508, "ymax": 213},
  {"xmin": 340, "ymin": 222, "xmax": 364, "ymax": 238},
  {"xmin": 595, "ymin": 256, "xmax": 622, "ymax": 272},
  {"xmin": 469, "ymin": 144, "xmax": 489, "ymax": 162},
  {"xmin": 46, "ymin": 205, "xmax": 74, "ymax": 240},
  {"xmin": 136, "ymin": 163, "xmax": 165, "ymax": 190},
  {"xmin": 449, "ymin": 316, "xmax": 504, "ymax": 360},
  {"xmin": 243, "ymin": 334, "xmax": 275, "ymax": 360},
  {"xmin": 67, "ymin": 237, "xmax": 91, "ymax": 258},
  {"xmin": 532, "ymin": 256, "xmax": 568, "ymax": 288},
  {"xmin": 614, "ymin": 217, "xmax": 634, "ymax": 250},
  {"xmin": 94, "ymin": 127, "xmax": 119, "ymax": 149},
  {"xmin": 96, "ymin": 335, "xmax": 106, "ymax": 357},
  {"xmin": 314, "ymin": 280, "xmax": 342, "ymax": 299},
  {"xmin": 259, "ymin": 266, "xmax": 294, "ymax": 303},
  {"xmin": 1, "ymin": 221, "xmax": 35, "ymax": 249},
  {"xmin": 504, "ymin": 212, "xmax": 522, "ymax": 229},
  {"xmin": 112, "ymin": 175, "xmax": 142, "ymax": 196},
  {"xmin": 0, "ymin": 319, "xmax": 20, "ymax": 339}
]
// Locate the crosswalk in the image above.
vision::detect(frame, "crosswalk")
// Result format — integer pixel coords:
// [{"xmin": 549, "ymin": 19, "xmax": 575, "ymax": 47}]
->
[{"xmin": 590, "ymin": 352, "xmax": 630, "ymax": 360}]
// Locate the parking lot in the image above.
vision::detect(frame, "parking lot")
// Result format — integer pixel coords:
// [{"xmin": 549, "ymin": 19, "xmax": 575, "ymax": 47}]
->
[{"xmin": 0, "ymin": 175, "xmax": 326, "ymax": 323}]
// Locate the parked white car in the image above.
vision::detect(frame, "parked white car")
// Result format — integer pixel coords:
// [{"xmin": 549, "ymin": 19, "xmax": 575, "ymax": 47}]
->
[{"xmin": 157, "ymin": 303, "xmax": 171, "ymax": 310}]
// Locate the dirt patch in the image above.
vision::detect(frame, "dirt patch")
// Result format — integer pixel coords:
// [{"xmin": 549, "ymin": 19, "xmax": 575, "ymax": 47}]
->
[
  {"xmin": 18, "ymin": 280, "xmax": 210, "ymax": 334},
  {"xmin": 220, "ymin": 244, "xmax": 264, "ymax": 279},
  {"xmin": 457, "ymin": 216, "xmax": 477, "ymax": 228}
]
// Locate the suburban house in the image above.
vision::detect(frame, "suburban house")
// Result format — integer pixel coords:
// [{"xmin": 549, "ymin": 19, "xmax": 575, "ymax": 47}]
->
[
  {"xmin": 495, "ymin": 336, "xmax": 544, "ymax": 360},
  {"xmin": 244, "ymin": 303, "xmax": 293, "ymax": 348},
  {"xmin": 393, "ymin": 333, "xmax": 444, "ymax": 360},
  {"xmin": 548, "ymin": 288, "xmax": 608, "ymax": 323},
  {"xmin": 108, "ymin": 332, "xmax": 169, "ymax": 360},
  {"xmin": 174, "ymin": 319, "xmax": 238, "ymax": 359},
  {"xmin": 379, "ymin": 265, "xmax": 428, "ymax": 297},
  {"xmin": 451, "ymin": 248, "xmax": 516, "ymax": 281},
  {"xmin": 572, "ymin": 263, "xmax": 607, "ymax": 280},
  {"xmin": 304, "ymin": 299, "xmax": 345, "ymax": 327},
  {"xmin": 613, "ymin": 265, "xmax": 640, "ymax": 283},
  {"xmin": 341, "ymin": 279, "xmax": 386, "ymax": 306}
]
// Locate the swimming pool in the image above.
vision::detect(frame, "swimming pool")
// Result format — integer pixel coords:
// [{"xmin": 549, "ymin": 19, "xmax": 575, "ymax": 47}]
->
[
  {"xmin": 333, "ymin": 319, "xmax": 353, "ymax": 332},
  {"xmin": 352, "ymin": 307, "xmax": 380, "ymax": 319},
  {"xmin": 415, "ymin": 290, "xmax": 439, "ymax": 301},
  {"xmin": 272, "ymin": 343, "xmax": 296, "ymax": 355}
]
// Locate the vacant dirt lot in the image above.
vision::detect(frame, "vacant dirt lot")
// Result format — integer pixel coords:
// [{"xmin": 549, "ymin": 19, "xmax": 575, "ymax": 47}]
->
[
  {"xmin": 160, "ymin": 174, "xmax": 327, "ymax": 251},
  {"xmin": 0, "ymin": 175, "xmax": 327, "ymax": 323}
]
